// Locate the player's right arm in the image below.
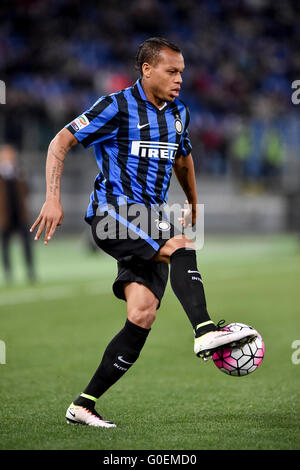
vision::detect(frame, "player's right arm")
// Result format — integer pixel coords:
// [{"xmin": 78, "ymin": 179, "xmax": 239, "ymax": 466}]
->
[
  {"xmin": 31, "ymin": 95, "xmax": 120, "ymax": 244},
  {"xmin": 30, "ymin": 128, "xmax": 78, "ymax": 245}
]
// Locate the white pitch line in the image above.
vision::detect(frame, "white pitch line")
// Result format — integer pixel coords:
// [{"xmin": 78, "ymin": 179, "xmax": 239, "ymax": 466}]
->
[{"xmin": 0, "ymin": 282, "xmax": 111, "ymax": 307}]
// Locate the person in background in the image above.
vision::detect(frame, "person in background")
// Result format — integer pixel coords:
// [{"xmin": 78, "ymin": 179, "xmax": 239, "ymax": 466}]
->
[
  {"xmin": 0, "ymin": 144, "xmax": 36, "ymax": 284},
  {"xmin": 261, "ymin": 128, "xmax": 284, "ymax": 190}
]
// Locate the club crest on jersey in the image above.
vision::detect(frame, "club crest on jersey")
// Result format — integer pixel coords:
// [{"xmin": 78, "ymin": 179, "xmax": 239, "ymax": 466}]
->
[
  {"xmin": 174, "ymin": 118, "xmax": 183, "ymax": 134},
  {"xmin": 131, "ymin": 141, "xmax": 179, "ymax": 160},
  {"xmin": 155, "ymin": 219, "xmax": 170, "ymax": 231},
  {"xmin": 71, "ymin": 114, "xmax": 90, "ymax": 132}
]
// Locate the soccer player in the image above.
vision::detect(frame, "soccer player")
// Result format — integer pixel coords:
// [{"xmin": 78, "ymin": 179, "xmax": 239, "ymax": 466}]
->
[{"xmin": 30, "ymin": 38, "xmax": 257, "ymax": 428}]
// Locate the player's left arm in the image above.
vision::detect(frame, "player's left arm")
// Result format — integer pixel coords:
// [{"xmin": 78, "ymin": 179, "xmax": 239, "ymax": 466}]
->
[{"xmin": 173, "ymin": 153, "xmax": 198, "ymax": 226}]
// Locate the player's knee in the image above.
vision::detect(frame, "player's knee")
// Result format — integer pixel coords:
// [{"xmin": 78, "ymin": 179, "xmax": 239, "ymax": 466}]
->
[
  {"xmin": 171, "ymin": 237, "xmax": 195, "ymax": 253},
  {"xmin": 156, "ymin": 235, "xmax": 195, "ymax": 263},
  {"xmin": 127, "ymin": 302, "xmax": 157, "ymax": 329}
]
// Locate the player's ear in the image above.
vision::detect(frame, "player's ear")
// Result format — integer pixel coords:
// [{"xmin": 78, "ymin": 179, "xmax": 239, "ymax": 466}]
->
[{"xmin": 142, "ymin": 62, "xmax": 151, "ymax": 79}]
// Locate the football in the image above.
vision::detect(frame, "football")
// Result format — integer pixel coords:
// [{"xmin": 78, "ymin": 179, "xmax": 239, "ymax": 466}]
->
[{"xmin": 212, "ymin": 323, "xmax": 265, "ymax": 376}]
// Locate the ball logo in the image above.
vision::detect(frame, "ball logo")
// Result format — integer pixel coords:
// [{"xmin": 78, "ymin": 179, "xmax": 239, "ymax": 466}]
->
[{"xmin": 174, "ymin": 118, "xmax": 183, "ymax": 134}]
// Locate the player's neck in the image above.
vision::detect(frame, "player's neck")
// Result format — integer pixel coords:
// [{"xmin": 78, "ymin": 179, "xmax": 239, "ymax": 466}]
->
[{"xmin": 140, "ymin": 79, "xmax": 166, "ymax": 110}]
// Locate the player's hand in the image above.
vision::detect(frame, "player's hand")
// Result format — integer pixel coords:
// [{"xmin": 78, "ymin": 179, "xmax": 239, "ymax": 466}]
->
[
  {"xmin": 30, "ymin": 200, "xmax": 64, "ymax": 245},
  {"xmin": 178, "ymin": 199, "xmax": 197, "ymax": 229}
]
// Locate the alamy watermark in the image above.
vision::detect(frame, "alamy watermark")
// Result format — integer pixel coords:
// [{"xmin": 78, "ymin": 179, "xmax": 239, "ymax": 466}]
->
[
  {"xmin": 291, "ymin": 80, "xmax": 300, "ymax": 105},
  {"xmin": 291, "ymin": 340, "xmax": 300, "ymax": 365},
  {"xmin": 93, "ymin": 202, "xmax": 204, "ymax": 250},
  {"xmin": 0, "ymin": 80, "xmax": 6, "ymax": 104},
  {"xmin": 0, "ymin": 340, "xmax": 6, "ymax": 364}
]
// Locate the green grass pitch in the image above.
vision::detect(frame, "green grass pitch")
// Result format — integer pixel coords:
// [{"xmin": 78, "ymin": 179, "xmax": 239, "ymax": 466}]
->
[{"xmin": 0, "ymin": 233, "xmax": 300, "ymax": 450}]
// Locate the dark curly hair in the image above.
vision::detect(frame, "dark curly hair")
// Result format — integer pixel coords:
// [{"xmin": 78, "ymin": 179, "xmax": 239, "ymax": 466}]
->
[{"xmin": 136, "ymin": 37, "xmax": 182, "ymax": 76}]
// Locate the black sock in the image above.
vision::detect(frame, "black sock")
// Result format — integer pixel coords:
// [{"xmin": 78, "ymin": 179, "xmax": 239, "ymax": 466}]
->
[
  {"xmin": 170, "ymin": 248, "xmax": 216, "ymax": 337},
  {"xmin": 73, "ymin": 393, "xmax": 97, "ymax": 409},
  {"xmin": 76, "ymin": 319, "xmax": 150, "ymax": 401}
]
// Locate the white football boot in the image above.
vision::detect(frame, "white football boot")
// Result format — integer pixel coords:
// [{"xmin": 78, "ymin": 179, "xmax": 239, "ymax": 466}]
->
[
  {"xmin": 195, "ymin": 323, "xmax": 258, "ymax": 359},
  {"xmin": 66, "ymin": 403, "xmax": 116, "ymax": 428}
]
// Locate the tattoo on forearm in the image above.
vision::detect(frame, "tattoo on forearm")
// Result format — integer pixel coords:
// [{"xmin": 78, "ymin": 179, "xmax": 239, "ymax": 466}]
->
[
  {"xmin": 48, "ymin": 145, "xmax": 66, "ymax": 196},
  {"xmin": 50, "ymin": 145, "xmax": 67, "ymax": 163}
]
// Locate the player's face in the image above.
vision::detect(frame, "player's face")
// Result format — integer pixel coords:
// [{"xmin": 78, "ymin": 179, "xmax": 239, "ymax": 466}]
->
[{"xmin": 145, "ymin": 49, "xmax": 185, "ymax": 103}]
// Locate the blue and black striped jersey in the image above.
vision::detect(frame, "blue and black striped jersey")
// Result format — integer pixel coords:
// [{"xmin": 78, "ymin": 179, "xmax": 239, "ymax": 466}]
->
[{"xmin": 65, "ymin": 79, "xmax": 192, "ymax": 224}]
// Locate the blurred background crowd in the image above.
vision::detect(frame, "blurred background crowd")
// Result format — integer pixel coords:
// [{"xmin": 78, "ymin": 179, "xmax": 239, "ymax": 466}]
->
[
  {"xmin": 1, "ymin": 0, "xmax": 300, "ymax": 187},
  {"xmin": 1, "ymin": 0, "xmax": 300, "ymax": 283}
]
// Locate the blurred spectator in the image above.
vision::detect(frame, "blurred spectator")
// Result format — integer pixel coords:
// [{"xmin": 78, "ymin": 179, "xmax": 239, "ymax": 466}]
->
[
  {"xmin": 230, "ymin": 122, "xmax": 253, "ymax": 183},
  {"xmin": 0, "ymin": 0, "xmax": 299, "ymax": 187},
  {"xmin": 0, "ymin": 144, "xmax": 36, "ymax": 284},
  {"xmin": 261, "ymin": 128, "xmax": 285, "ymax": 189},
  {"xmin": 200, "ymin": 121, "xmax": 228, "ymax": 175}
]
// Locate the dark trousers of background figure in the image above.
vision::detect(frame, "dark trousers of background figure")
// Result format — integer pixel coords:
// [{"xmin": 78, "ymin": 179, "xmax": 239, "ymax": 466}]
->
[{"xmin": 1, "ymin": 225, "xmax": 35, "ymax": 283}]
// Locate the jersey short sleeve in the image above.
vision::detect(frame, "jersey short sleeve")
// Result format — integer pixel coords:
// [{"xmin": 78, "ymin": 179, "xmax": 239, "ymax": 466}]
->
[
  {"xmin": 176, "ymin": 106, "xmax": 192, "ymax": 158},
  {"xmin": 65, "ymin": 95, "xmax": 119, "ymax": 148}
]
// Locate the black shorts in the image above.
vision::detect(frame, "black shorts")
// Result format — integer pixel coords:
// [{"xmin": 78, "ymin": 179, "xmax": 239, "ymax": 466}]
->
[{"xmin": 90, "ymin": 203, "xmax": 181, "ymax": 308}]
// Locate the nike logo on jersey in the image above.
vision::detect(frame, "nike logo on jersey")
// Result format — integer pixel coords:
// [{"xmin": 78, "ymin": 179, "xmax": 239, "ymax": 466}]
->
[
  {"xmin": 137, "ymin": 122, "xmax": 150, "ymax": 129},
  {"xmin": 118, "ymin": 356, "xmax": 134, "ymax": 365},
  {"xmin": 188, "ymin": 270, "xmax": 200, "ymax": 274}
]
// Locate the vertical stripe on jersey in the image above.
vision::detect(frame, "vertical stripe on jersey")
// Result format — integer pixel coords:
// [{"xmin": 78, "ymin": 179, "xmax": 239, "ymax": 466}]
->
[
  {"xmin": 131, "ymin": 89, "xmax": 152, "ymax": 204},
  {"xmin": 154, "ymin": 110, "xmax": 169, "ymax": 203},
  {"xmin": 124, "ymin": 89, "xmax": 145, "ymax": 202},
  {"xmin": 115, "ymin": 91, "xmax": 134, "ymax": 201},
  {"xmin": 170, "ymin": 101, "xmax": 184, "ymax": 146},
  {"xmin": 101, "ymin": 146, "xmax": 118, "ymax": 205},
  {"xmin": 92, "ymin": 145, "xmax": 107, "ymax": 213},
  {"xmin": 170, "ymin": 101, "xmax": 188, "ymax": 157},
  {"xmin": 160, "ymin": 102, "xmax": 183, "ymax": 202}
]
